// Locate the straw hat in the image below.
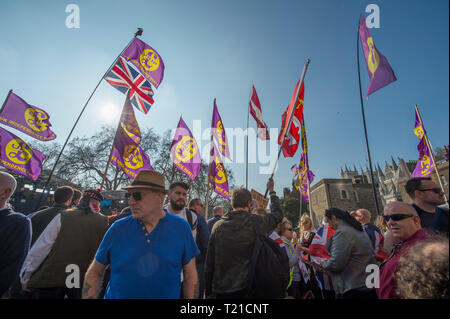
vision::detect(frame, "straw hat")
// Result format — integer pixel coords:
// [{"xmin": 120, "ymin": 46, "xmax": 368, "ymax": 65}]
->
[{"xmin": 122, "ymin": 170, "xmax": 167, "ymax": 193}]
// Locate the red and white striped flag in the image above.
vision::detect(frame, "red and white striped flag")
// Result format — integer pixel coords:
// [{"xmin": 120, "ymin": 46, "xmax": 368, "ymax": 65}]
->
[{"xmin": 249, "ymin": 85, "xmax": 270, "ymax": 140}]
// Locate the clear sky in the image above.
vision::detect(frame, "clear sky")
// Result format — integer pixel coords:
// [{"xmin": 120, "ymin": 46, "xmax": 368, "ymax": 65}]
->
[{"xmin": 1, "ymin": 0, "xmax": 448, "ymax": 195}]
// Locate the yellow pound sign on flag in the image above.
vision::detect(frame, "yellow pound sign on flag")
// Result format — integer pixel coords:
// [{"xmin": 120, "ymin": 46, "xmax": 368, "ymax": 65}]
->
[
  {"xmin": 175, "ymin": 136, "xmax": 198, "ymax": 162},
  {"xmin": 124, "ymin": 145, "xmax": 143, "ymax": 170},
  {"xmin": 6, "ymin": 139, "xmax": 33, "ymax": 165},
  {"xmin": 24, "ymin": 108, "xmax": 48, "ymax": 132},
  {"xmin": 367, "ymin": 37, "xmax": 380, "ymax": 78},
  {"xmin": 214, "ymin": 159, "xmax": 227, "ymax": 184},
  {"xmin": 140, "ymin": 49, "xmax": 160, "ymax": 72}
]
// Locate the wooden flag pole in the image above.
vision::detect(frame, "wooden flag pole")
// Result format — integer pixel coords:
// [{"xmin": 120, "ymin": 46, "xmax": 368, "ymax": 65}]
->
[
  {"xmin": 99, "ymin": 93, "xmax": 131, "ymax": 191},
  {"xmin": 264, "ymin": 58, "xmax": 311, "ymax": 198},
  {"xmin": 34, "ymin": 28, "xmax": 143, "ymax": 211},
  {"xmin": 356, "ymin": 19, "xmax": 381, "ymax": 216},
  {"xmin": 415, "ymin": 104, "xmax": 449, "ymax": 203}
]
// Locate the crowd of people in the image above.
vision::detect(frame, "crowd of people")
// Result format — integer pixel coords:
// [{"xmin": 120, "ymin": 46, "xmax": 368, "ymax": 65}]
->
[{"xmin": 0, "ymin": 170, "xmax": 448, "ymax": 299}]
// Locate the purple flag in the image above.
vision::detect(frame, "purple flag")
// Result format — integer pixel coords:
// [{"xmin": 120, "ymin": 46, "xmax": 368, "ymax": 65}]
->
[
  {"xmin": 120, "ymin": 100, "xmax": 141, "ymax": 144},
  {"xmin": 211, "ymin": 99, "xmax": 231, "ymax": 160},
  {"xmin": 298, "ymin": 153, "xmax": 314, "ymax": 203},
  {"xmin": 0, "ymin": 91, "xmax": 56, "ymax": 141},
  {"xmin": 209, "ymin": 142, "xmax": 230, "ymax": 200},
  {"xmin": 359, "ymin": 14, "xmax": 397, "ymax": 99},
  {"xmin": 170, "ymin": 117, "xmax": 201, "ymax": 180},
  {"xmin": 412, "ymin": 140, "xmax": 435, "ymax": 178},
  {"xmin": 412, "ymin": 108, "xmax": 434, "ymax": 177},
  {"xmin": 111, "ymin": 126, "xmax": 153, "ymax": 180},
  {"xmin": 0, "ymin": 127, "xmax": 46, "ymax": 181},
  {"xmin": 121, "ymin": 38, "xmax": 165, "ymax": 89}
]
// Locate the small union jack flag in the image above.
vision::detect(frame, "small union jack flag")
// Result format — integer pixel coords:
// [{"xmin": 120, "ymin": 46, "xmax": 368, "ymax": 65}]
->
[{"xmin": 105, "ymin": 57, "xmax": 154, "ymax": 114}]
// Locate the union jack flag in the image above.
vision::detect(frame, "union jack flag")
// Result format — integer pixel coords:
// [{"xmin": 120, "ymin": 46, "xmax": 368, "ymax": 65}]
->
[
  {"xmin": 105, "ymin": 57, "xmax": 154, "ymax": 114},
  {"xmin": 309, "ymin": 223, "xmax": 335, "ymax": 291}
]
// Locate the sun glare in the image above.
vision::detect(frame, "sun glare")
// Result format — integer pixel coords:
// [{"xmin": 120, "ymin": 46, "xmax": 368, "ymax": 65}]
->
[{"xmin": 99, "ymin": 102, "xmax": 120, "ymax": 124}]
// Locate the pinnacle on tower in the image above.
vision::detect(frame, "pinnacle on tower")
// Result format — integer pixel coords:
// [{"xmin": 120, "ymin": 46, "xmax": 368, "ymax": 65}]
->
[{"xmin": 391, "ymin": 156, "xmax": 398, "ymax": 170}]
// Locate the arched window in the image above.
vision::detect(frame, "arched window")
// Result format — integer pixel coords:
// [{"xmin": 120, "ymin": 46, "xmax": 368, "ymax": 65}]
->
[{"xmin": 340, "ymin": 189, "xmax": 348, "ymax": 199}]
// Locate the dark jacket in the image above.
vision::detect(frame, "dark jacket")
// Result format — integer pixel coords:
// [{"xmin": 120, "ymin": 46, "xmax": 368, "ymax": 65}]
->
[
  {"xmin": 28, "ymin": 207, "xmax": 108, "ymax": 289},
  {"xmin": 30, "ymin": 204, "xmax": 68, "ymax": 246},
  {"xmin": 207, "ymin": 215, "xmax": 221, "ymax": 234},
  {"xmin": 0, "ymin": 208, "xmax": 31, "ymax": 296},
  {"xmin": 205, "ymin": 194, "xmax": 283, "ymax": 295},
  {"xmin": 192, "ymin": 210, "xmax": 209, "ymax": 266}
]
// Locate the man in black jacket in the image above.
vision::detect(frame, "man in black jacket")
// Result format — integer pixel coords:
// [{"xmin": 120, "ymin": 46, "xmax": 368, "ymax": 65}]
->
[
  {"xmin": 30, "ymin": 186, "xmax": 74, "ymax": 245},
  {"xmin": 205, "ymin": 178, "xmax": 283, "ymax": 299}
]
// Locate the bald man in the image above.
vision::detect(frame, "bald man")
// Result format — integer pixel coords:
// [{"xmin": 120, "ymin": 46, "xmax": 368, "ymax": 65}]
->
[
  {"xmin": 378, "ymin": 201, "xmax": 431, "ymax": 299},
  {"xmin": 0, "ymin": 172, "xmax": 31, "ymax": 297},
  {"xmin": 354, "ymin": 208, "xmax": 388, "ymax": 263}
]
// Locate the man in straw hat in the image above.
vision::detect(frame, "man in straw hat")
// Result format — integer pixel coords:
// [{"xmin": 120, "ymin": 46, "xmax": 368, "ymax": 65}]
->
[{"xmin": 83, "ymin": 170, "xmax": 199, "ymax": 299}]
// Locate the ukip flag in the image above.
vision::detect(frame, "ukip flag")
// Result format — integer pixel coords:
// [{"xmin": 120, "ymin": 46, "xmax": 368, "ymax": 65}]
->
[
  {"xmin": 297, "ymin": 121, "xmax": 314, "ymax": 202},
  {"xmin": 105, "ymin": 57, "xmax": 155, "ymax": 114},
  {"xmin": 249, "ymin": 86, "xmax": 270, "ymax": 140},
  {"xmin": 0, "ymin": 126, "xmax": 46, "ymax": 181},
  {"xmin": 119, "ymin": 99, "xmax": 141, "ymax": 145},
  {"xmin": 277, "ymin": 81, "xmax": 305, "ymax": 157},
  {"xmin": 412, "ymin": 108, "xmax": 434, "ymax": 178},
  {"xmin": 170, "ymin": 117, "xmax": 201, "ymax": 181},
  {"xmin": 209, "ymin": 142, "xmax": 230, "ymax": 200},
  {"xmin": 121, "ymin": 37, "xmax": 165, "ymax": 89},
  {"xmin": 211, "ymin": 99, "xmax": 231, "ymax": 160},
  {"xmin": 0, "ymin": 91, "xmax": 56, "ymax": 142},
  {"xmin": 110, "ymin": 125, "xmax": 153, "ymax": 180},
  {"xmin": 359, "ymin": 14, "xmax": 397, "ymax": 100}
]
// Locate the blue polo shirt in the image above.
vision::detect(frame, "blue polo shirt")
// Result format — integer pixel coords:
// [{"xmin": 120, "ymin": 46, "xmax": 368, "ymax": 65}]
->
[{"xmin": 95, "ymin": 210, "xmax": 199, "ymax": 299}]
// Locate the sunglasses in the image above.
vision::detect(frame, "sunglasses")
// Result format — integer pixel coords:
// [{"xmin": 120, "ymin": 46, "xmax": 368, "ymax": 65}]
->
[
  {"xmin": 383, "ymin": 214, "xmax": 414, "ymax": 222},
  {"xmin": 125, "ymin": 192, "xmax": 142, "ymax": 201},
  {"xmin": 419, "ymin": 188, "xmax": 442, "ymax": 194}
]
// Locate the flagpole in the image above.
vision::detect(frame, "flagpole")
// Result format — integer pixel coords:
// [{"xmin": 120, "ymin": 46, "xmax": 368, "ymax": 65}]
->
[
  {"xmin": 357, "ymin": 19, "xmax": 381, "ymax": 216},
  {"xmin": 0, "ymin": 89, "xmax": 13, "ymax": 114},
  {"xmin": 205, "ymin": 134, "xmax": 214, "ymax": 220},
  {"xmin": 99, "ymin": 93, "xmax": 131, "ymax": 191},
  {"xmin": 246, "ymin": 84, "xmax": 252, "ymax": 189},
  {"xmin": 415, "ymin": 104, "xmax": 449, "ymax": 204},
  {"xmin": 264, "ymin": 58, "xmax": 311, "ymax": 198},
  {"xmin": 33, "ymin": 28, "xmax": 143, "ymax": 211}
]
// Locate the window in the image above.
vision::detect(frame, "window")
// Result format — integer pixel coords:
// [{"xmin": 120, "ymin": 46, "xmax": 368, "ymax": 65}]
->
[
  {"xmin": 340, "ymin": 189, "xmax": 348, "ymax": 199},
  {"xmin": 354, "ymin": 191, "xmax": 359, "ymax": 203},
  {"xmin": 441, "ymin": 175, "xmax": 448, "ymax": 186}
]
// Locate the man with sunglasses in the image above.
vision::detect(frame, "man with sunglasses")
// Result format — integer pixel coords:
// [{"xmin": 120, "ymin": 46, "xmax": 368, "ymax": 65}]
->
[
  {"xmin": 405, "ymin": 177, "xmax": 448, "ymax": 236},
  {"xmin": 83, "ymin": 171, "xmax": 200, "ymax": 299},
  {"xmin": 378, "ymin": 201, "xmax": 431, "ymax": 299}
]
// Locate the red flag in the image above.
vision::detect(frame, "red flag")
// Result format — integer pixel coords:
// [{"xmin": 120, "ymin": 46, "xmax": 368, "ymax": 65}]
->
[
  {"xmin": 277, "ymin": 81, "xmax": 305, "ymax": 157},
  {"xmin": 249, "ymin": 85, "xmax": 270, "ymax": 140}
]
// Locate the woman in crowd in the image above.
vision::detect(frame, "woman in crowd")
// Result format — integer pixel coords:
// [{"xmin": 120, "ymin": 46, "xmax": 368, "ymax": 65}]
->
[
  {"xmin": 375, "ymin": 215, "xmax": 388, "ymax": 236},
  {"xmin": 297, "ymin": 214, "xmax": 316, "ymax": 254},
  {"xmin": 312, "ymin": 208, "xmax": 378, "ymax": 299},
  {"xmin": 275, "ymin": 218, "xmax": 301, "ymax": 298}
]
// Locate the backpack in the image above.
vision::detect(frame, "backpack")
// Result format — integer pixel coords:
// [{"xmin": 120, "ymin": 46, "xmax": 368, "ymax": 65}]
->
[{"xmin": 246, "ymin": 215, "xmax": 290, "ymax": 299}]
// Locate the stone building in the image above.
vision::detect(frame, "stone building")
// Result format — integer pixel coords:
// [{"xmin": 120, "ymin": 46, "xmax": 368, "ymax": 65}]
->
[
  {"xmin": 309, "ymin": 174, "xmax": 383, "ymax": 229},
  {"xmin": 309, "ymin": 152, "xmax": 449, "ymax": 229}
]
